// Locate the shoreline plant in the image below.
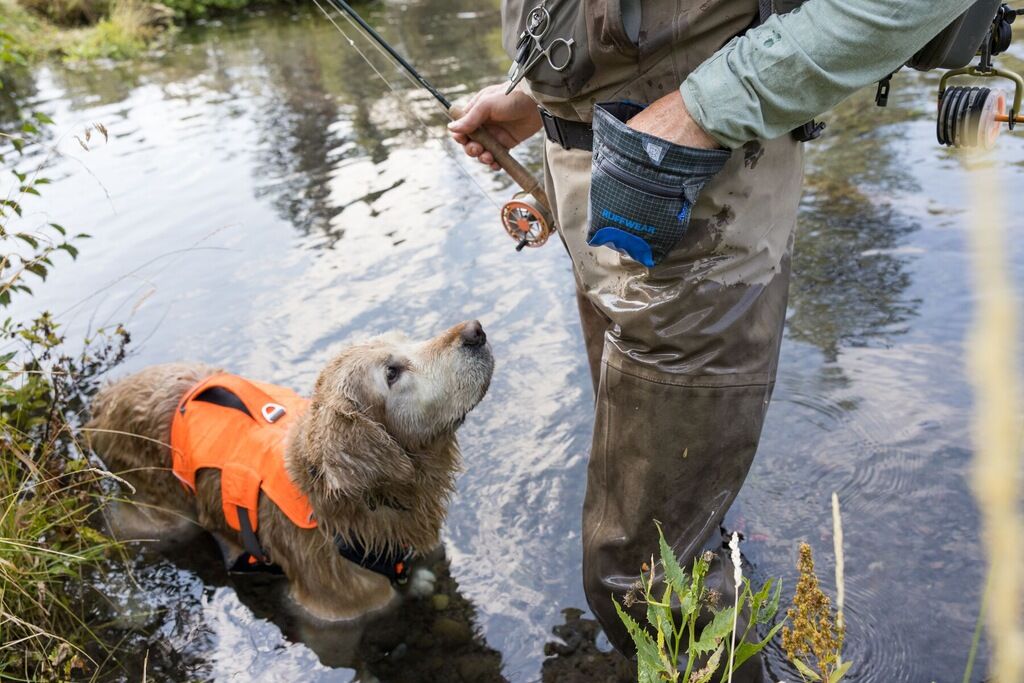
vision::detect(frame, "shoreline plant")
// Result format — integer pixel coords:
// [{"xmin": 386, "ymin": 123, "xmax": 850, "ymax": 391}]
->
[
  {"xmin": 1, "ymin": 0, "xmax": 290, "ymax": 63},
  {"xmin": 780, "ymin": 543, "xmax": 849, "ymax": 683},
  {"xmin": 0, "ymin": 24, "xmax": 131, "ymax": 680},
  {"xmin": 613, "ymin": 523, "xmax": 783, "ymax": 683}
]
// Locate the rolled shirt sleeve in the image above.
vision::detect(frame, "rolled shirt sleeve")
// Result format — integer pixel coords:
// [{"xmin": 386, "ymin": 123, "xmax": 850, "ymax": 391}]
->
[{"xmin": 680, "ymin": 0, "xmax": 979, "ymax": 148}]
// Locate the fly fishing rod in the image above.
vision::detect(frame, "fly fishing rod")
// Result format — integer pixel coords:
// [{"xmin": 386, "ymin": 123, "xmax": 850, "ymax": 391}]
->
[{"xmin": 317, "ymin": 0, "xmax": 554, "ymax": 250}]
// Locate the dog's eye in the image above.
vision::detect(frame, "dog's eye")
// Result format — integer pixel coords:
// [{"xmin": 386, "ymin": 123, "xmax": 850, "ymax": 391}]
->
[{"xmin": 385, "ymin": 365, "xmax": 402, "ymax": 386}]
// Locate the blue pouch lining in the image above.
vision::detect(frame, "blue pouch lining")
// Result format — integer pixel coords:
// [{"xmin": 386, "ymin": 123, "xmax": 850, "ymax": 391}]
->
[{"xmin": 588, "ymin": 227, "xmax": 655, "ymax": 267}]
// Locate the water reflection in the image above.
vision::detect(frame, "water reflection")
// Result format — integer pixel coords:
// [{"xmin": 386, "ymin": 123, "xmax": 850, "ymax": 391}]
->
[
  {"xmin": 97, "ymin": 534, "xmax": 508, "ymax": 682},
  {"xmin": 241, "ymin": 1, "xmax": 512, "ymax": 247},
  {"xmin": 250, "ymin": 11, "xmax": 351, "ymax": 238},
  {"xmin": 788, "ymin": 90, "xmax": 923, "ymax": 362}
]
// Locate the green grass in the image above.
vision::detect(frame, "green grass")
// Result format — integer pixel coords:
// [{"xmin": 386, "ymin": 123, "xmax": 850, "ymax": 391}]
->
[
  {"xmin": 16, "ymin": 0, "xmax": 110, "ymax": 26},
  {"xmin": 64, "ymin": 0, "xmax": 158, "ymax": 61},
  {"xmin": 0, "ymin": 0, "xmax": 62, "ymax": 60},
  {"xmin": 160, "ymin": 0, "xmax": 256, "ymax": 19},
  {"xmin": 0, "ymin": 435, "xmax": 124, "ymax": 680},
  {"xmin": 2, "ymin": 0, "xmax": 287, "ymax": 62}
]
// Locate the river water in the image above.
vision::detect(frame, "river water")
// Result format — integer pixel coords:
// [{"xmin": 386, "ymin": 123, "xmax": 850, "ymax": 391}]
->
[{"xmin": 11, "ymin": 2, "xmax": 1024, "ymax": 680}]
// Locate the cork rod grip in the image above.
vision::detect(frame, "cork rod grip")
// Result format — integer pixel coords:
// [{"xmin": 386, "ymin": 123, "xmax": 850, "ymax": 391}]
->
[{"xmin": 449, "ymin": 104, "xmax": 551, "ymax": 213}]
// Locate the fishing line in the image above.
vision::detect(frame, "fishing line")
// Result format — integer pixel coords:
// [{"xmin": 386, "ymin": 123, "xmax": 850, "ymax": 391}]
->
[
  {"xmin": 310, "ymin": 0, "xmax": 506, "ymax": 214},
  {"xmin": 312, "ymin": 0, "xmax": 452, "ymax": 115}
]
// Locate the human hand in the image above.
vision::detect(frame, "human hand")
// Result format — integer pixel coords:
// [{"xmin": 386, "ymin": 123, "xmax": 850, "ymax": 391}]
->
[
  {"xmin": 625, "ymin": 90, "xmax": 720, "ymax": 150},
  {"xmin": 447, "ymin": 84, "xmax": 542, "ymax": 170}
]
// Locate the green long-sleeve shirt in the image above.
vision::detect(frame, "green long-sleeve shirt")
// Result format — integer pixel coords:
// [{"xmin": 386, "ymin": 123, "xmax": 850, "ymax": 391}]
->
[{"xmin": 680, "ymin": 0, "xmax": 978, "ymax": 148}]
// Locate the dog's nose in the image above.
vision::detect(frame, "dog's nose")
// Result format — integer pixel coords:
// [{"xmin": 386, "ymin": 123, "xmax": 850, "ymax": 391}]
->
[{"xmin": 460, "ymin": 320, "xmax": 486, "ymax": 347}]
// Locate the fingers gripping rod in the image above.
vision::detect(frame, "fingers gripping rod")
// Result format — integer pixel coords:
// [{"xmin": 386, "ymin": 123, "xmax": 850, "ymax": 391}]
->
[{"xmin": 321, "ymin": 0, "xmax": 554, "ymax": 247}]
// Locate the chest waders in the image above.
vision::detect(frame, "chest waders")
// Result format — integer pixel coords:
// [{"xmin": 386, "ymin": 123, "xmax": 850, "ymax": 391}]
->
[{"xmin": 502, "ymin": 1, "xmax": 799, "ymax": 678}]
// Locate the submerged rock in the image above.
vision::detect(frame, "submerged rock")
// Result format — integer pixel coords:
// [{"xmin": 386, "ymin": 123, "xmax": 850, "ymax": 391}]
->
[{"xmin": 432, "ymin": 616, "xmax": 472, "ymax": 645}]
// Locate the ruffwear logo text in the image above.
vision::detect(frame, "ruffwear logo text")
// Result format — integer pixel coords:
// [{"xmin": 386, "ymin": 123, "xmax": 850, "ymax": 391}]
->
[{"xmin": 601, "ymin": 208, "xmax": 657, "ymax": 235}]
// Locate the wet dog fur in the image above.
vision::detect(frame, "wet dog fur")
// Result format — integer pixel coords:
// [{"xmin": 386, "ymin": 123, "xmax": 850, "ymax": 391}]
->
[{"xmin": 86, "ymin": 321, "xmax": 493, "ymax": 621}]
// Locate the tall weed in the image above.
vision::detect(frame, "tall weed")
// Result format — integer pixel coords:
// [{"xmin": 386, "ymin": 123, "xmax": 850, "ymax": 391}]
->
[{"xmin": 0, "ymin": 27, "xmax": 130, "ymax": 681}]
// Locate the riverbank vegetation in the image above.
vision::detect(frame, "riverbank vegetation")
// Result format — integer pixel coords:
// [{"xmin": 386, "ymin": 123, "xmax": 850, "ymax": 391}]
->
[
  {"xmin": 0, "ymin": 0, "xmax": 293, "ymax": 62},
  {"xmin": 616, "ymin": 513, "xmax": 850, "ymax": 683},
  {"xmin": 0, "ymin": 25, "xmax": 131, "ymax": 680}
]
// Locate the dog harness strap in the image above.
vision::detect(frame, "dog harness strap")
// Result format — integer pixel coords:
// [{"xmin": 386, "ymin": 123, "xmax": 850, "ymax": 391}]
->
[
  {"xmin": 172, "ymin": 373, "xmax": 415, "ymax": 582},
  {"xmin": 170, "ymin": 373, "xmax": 318, "ymax": 535},
  {"xmin": 335, "ymin": 535, "xmax": 412, "ymax": 584},
  {"xmin": 236, "ymin": 506, "xmax": 270, "ymax": 564}
]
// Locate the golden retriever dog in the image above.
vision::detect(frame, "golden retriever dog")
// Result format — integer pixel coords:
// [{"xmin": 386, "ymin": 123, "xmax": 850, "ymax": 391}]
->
[{"xmin": 86, "ymin": 320, "xmax": 493, "ymax": 621}]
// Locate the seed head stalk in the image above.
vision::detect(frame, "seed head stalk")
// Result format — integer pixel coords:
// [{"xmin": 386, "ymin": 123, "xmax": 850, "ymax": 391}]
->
[
  {"xmin": 832, "ymin": 492, "xmax": 845, "ymax": 664},
  {"xmin": 727, "ymin": 532, "xmax": 742, "ymax": 683}
]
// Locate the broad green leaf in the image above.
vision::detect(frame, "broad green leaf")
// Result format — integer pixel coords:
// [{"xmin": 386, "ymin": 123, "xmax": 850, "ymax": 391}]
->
[
  {"xmin": 758, "ymin": 579, "xmax": 782, "ymax": 625},
  {"xmin": 25, "ymin": 263, "xmax": 47, "ymax": 279},
  {"xmin": 14, "ymin": 233, "xmax": 38, "ymax": 249},
  {"xmin": 614, "ymin": 598, "xmax": 663, "ymax": 683},
  {"xmin": 730, "ymin": 621, "xmax": 783, "ymax": 673},
  {"xmin": 828, "ymin": 660, "xmax": 853, "ymax": 683},
  {"xmin": 792, "ymin": 658, "xmax": 822, "ymax": 681},
  {"xmin": 679, "ymin": 589, "xmax": 699, "ymax": 621},
  {"xmin": 691, "ymin": 606, "xmax": 735, "ymax": 655}
]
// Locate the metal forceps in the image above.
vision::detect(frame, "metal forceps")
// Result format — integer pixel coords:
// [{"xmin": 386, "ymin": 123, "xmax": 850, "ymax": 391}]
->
[{"xmin": 505, "ymin": 4, "xmax": 574, "ymax": 94}]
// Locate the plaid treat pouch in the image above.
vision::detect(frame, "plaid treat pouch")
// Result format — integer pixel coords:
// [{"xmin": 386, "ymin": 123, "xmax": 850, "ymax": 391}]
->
[{"xmin": 587, "ymin": 102, "xmax": 730, "ymax": 267}]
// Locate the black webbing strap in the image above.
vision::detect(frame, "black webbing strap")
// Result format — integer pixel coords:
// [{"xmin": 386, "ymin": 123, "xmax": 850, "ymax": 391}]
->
[
  {"xmin": 540, "ymin": 108, "xmax": 594, "ymax": 151},
  {"xmin": 335, "ymin": 535, "xmax": 413, "ymax": 585},
  {"xmin": 193, "ymin": 385, "xmax": 253, "ymax": 417},
  {"xmin": 237, "ymin": 506, "xmax": 270, "ymax": 565}
]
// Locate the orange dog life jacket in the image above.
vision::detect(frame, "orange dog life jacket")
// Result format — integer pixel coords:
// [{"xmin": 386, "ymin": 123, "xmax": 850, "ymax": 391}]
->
[{"xmin": 170, "ymin": 373, "xmax": 318, "ymax": 536}]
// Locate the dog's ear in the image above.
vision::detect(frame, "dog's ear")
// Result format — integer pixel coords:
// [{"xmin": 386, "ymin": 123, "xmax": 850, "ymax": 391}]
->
[{"xmin": 296, "ymin": 399, "xmax": 415, "ymax": 498}]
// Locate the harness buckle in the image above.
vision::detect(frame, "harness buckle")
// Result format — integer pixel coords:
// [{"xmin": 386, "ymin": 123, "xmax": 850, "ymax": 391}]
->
[{"xmin": 261, "ymin": 403, "xmax": 287, "ymax": 423}]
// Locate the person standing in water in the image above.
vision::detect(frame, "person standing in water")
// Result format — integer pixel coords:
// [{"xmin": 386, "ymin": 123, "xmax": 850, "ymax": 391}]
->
[{"xmin": 449, "ymin": 0, "xmax": 981, "ymax": 678}]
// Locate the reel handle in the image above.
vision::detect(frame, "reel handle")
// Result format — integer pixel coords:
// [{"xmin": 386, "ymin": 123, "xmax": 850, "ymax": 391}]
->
[{"xmin": 450, "ymin": 104, "xmax": 553, "ymax": 217}]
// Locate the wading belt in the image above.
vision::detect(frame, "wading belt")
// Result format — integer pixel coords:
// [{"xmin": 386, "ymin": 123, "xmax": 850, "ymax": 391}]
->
[
  {"xmin": 541, "ymin": 108, "xmax": 594, "ymax": 151},
  {"xmin": 170, "ymin": 373, "xmax": 411, "ymax": 584}
]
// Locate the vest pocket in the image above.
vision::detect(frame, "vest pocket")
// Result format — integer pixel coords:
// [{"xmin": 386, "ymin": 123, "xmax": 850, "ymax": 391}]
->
[
  {"xmin": 587, "ymin": 102, "xmax": 730, "ymax": 268},
  {"xmin": 586, "ymin": 0, "xmax": 639, "ymax": 55}
]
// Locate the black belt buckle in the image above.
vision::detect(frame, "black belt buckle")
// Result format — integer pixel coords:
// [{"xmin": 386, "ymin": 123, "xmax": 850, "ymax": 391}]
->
[{"xmin": 539, "ymin": 108, "xmax": 570, "ymax": 150}]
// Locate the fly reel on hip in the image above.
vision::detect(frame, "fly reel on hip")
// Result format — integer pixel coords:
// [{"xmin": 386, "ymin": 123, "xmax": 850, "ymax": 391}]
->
[
  {"xmin": 937, "ymin": 84, "xmax": 1011, "ymax": 148},
  {"xmin": 936, "ymin": 62, "xmax": 1023, "ymax": 148},
  {"xmin": 935, "ymin": 2, "xmax": 1024, "ymax": 149},
  {"xmin": 501, "ymin": 192, "xmax": 554, "ymax": 251}
]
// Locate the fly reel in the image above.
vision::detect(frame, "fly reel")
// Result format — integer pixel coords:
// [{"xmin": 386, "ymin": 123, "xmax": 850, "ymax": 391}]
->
[
  {"xmin": 936, "ymin": 3, "xmax": 1024, "ymax": 148},
  {"xmin": 937, "ymin": 72, "xmax": 1022, "ymax": 148},
  {"xmin": 501, "ymin": 192, "xmax": 554, "ymax": 251}
]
